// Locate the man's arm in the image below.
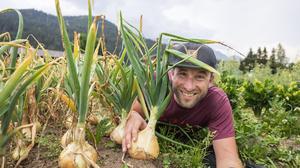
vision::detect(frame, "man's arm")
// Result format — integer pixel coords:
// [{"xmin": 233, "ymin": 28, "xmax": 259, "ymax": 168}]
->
[{"xmin": 213, "ymin": 137, "xmax": 243, "ymax": 168}]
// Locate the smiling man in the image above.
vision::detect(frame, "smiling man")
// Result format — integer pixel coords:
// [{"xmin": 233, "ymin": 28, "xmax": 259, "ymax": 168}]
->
[{"xmin": 123, "ymin": 42, "xmax": 244, "ymax": 168}]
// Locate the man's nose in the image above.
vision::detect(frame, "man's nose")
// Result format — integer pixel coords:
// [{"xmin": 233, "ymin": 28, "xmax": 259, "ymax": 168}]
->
[{"xmin": 183, "ymin": 78, "xmax": 195, "ymax": 91}]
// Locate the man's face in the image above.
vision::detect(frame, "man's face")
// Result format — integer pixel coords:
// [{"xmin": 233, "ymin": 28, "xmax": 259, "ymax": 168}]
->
[{"xmin": 169, "ymin": 67, "xmax": 213, "ymax": 108}]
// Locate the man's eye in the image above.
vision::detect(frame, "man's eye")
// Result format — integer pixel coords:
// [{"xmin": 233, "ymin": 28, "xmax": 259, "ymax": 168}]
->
[
  {"xmin": 178, "ymin": 72, "xmax": 186, "ymax": 77},
  {"xmin": 195, "ymin": 75, "xmax": 205, "ymax": 80}
]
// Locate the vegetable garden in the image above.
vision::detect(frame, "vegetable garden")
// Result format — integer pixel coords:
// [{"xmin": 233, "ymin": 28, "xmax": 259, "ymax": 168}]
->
[{"xmin": 0, "ymin": 0, "xmax": 299, "ymax": 167}]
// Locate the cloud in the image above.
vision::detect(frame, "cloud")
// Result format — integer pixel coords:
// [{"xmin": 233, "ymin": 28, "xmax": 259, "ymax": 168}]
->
[{"xmin": 0, "ymin": 0, "xmax": 300, "ymax": 61}]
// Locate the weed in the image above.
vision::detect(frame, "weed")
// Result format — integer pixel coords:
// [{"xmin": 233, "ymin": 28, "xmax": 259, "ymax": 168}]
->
[{"xmin": 37, "ymin": 134, "xmax": 61, "ymax": 158}]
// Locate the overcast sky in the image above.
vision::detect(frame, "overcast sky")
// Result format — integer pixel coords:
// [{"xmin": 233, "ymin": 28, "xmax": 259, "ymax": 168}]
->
[{"xmin": 1, "ymin": 0, "xmax": 300, "ymax": 62}]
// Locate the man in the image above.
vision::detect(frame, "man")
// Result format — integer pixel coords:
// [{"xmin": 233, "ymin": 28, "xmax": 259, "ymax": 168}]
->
[{"xmin": 122, "ymin": 42, "xmax": 243, "ymax": 167}]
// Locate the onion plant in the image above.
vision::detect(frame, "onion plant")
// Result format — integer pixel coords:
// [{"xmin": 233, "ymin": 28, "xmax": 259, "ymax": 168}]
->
[
  {"xmin": 0, "ymin": 43, "xmax": 53, "ymax": 157},
  {"xmin": 119, "ymin": 13, "xmax": 172, "ymax": 160},
  {"xmin": 11, "ymin": 47, "xmax": 56, "ymax": 166},
  {"xmin": 55, "ymin": 0, "xmax": 100, "ymax": 167},
  {"xmin": 0, "ymin": 9, "xmax": 57, "ymax": 166},
  {"xmin": 95, "ymin": 52, "xmax": 138, "ymax": 144}
]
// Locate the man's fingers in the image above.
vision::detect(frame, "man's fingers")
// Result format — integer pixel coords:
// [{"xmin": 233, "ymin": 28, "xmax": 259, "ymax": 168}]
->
[
  {"xmin": 123, "ymin": 125, "xmax": 132, "ymax": 152},
  {"xmin": 122, "ymin": 111, "xmax": 147, "ymax": 152},
  {"xmin": 122, "ymin": 138, "xmax": 127, "ymax": 152},
  {"xmin": 131, "ymin": 127, "xmax": 138, "ymax": 142},
  {"xmin": 124, "ymin": 131, "xmax": 132, "ymax": 151}
]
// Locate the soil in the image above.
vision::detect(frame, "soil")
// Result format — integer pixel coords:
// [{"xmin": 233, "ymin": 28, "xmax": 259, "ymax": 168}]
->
[
  {"xmin": 3, "ymin": 118, "xmax": 163, "ymax": 168},
  {"xmin": 5, "ymin": 139, "xmax": 162, "ymax": 168},
  {"xmin": 6, "ymin": 135, "xmax": 299, "ymax": 168}
]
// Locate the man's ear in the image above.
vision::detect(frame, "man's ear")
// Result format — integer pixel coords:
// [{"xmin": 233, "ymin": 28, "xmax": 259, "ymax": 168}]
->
[
  {"xmin": 209, "ymin": 73, "xmax": 214, "ymax": 82},
  {"xmin": 168, "ymin": 69, "xmax": 174, "ymax": 81}
]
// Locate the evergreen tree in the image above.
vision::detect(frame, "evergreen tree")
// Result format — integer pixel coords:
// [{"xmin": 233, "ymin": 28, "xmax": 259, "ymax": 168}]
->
[
  {"xmin": 256, "ymin": 47, "xmax": 263, "ymax": 65},
  {"xmin": 276, "ymin": 43, "xmax": 287, "ymax": 68},
  {"xmin": 270, "ymin": 48, "xmax": 277, "ymax": 74},
  {"xmin": 239, "ymin": 59, "xmax": 247, "ymax": 72},
  {"xmin": 239, "ymin": 48, "xmax": 255, "ymax": 72},
  {"xmin": 261, "ymin": 47, "xmax": 268, "ymax": 65},
  {"xmin": 248, "ymin": 48, "xmax": 256, "ymax": 70}
]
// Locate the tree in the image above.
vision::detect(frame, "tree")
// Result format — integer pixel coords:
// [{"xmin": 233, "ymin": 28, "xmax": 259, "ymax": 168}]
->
[
  {"xmin": 248, "ymin": 48, "xmax": 257, "ymax": 71},
  {"xmin": 269, "ymin": 48, "xmax": 277, "ymax": 74},
  {"xmin": 239, "ymin": 48, "xmax": 256, "ymax": 72},
  {"xmin": 261, "ymin": 47, "xmax": 268, "ymax": 65},
  {"xmin": 257, "ymin": 47, "xmax": 262, "ymax": 60},
  {"xmin": 256, "ymin": 47, "xmax": 263, "ymax": 65},
  {"xmin": 276, "ymin": 43, "xmax": 287, "ymax": 68}
]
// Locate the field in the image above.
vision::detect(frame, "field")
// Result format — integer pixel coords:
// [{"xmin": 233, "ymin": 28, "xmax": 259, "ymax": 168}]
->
[{"xmin": 1, "ymin": 1, "xmax": 300, "ymax": 168}]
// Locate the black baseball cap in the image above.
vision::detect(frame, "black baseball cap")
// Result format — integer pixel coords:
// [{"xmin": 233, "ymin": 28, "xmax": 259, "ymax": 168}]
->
[{"xmin": 168, "ymin": 42, "xmax": 217, "ymax": 70}]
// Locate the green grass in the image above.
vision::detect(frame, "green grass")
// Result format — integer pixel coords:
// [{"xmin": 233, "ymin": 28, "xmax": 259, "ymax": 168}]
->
[{"xmin": 37, "ymin": 134, "xmax": 61, "ymax": 158}]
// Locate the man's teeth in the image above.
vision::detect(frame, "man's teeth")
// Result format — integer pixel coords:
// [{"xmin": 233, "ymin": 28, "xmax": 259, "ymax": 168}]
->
[{"xmin": 182, "ymin": 91, "xmax": 195, "ymax": 96}]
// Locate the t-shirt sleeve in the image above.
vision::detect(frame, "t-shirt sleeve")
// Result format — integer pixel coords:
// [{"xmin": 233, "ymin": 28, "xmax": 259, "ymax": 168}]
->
[{"xmin": 208, "ymin": 97, "xmax": 235, "ymax": 140}]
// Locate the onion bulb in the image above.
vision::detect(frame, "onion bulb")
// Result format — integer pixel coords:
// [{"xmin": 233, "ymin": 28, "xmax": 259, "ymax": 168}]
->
[
  {"xmin": 128, "ymin": 125, "xmax": 159, "ymax": 160},
  {"xmin": 59, "ymin": 127, "xmax": 97, "ymax": 168},
  {"xmin": 61, "ymin": 128, "xmax": 74, "ymax": 148},
  {"xmin": 59, "ymin": 141, "xmax": 97, "ymax": 168},
  {"xmin": 110, "ymin": 119, "xmax": 126, "ymax": 144},
  {"xmin": 12, "ymin": 139, "xmax": 27, "ymax": 160}
]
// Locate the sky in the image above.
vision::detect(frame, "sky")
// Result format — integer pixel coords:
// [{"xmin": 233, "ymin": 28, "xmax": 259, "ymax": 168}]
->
[{"xmin": 1, "ymin": 0, "xmax": 300, "ymax": 62}]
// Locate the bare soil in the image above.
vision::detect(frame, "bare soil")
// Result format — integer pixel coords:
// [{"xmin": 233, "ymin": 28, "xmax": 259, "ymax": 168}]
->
[
  {"xmin": 5, "ymin": 139, "xmax": 162, "ymax": 168},
  {"xmin": 4, "ymin": 118, "xmax": 163, "ymax": 168}
]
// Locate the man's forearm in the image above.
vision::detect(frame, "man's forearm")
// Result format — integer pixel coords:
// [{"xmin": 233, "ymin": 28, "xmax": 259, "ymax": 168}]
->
[{"xmin": 213, "ymin": 137, "xmax": 243, "ymax": 168}]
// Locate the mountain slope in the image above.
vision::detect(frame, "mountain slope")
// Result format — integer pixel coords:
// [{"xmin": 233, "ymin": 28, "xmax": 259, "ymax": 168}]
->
[{"xmin": 0, "ymin": 9, "xmax": 122, "ymax": 53}]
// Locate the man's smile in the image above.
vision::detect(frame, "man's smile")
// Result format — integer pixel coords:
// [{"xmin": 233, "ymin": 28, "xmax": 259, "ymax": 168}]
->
[
  {"xmin": 180, "ymin": 90, "xmax": 197, "ymax": 97},
  {"xmin": 179, "ymin": 90, "xmax": 198, "ymax": 101}
]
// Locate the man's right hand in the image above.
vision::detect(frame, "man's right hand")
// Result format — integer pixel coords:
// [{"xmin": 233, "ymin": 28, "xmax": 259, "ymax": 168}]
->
[{"xmin": 122, "ymin": 111, "xmax": 147, "ymax": 152}]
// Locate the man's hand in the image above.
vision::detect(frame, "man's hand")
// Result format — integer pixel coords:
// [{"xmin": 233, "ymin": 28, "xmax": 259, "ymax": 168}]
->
[{"xmin": 122, "ymin": 111, "xmax": 147, "ymax": 152}]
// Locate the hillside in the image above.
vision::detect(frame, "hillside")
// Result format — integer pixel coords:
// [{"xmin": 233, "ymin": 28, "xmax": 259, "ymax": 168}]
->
[{"xmin": 0, "ymin": 9, "xmax": 155, "ymax": 54}]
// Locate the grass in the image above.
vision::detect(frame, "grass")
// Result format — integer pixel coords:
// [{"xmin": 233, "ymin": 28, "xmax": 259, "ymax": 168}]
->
[
  {"xmin": 157, "ymin": 124, "xmax": 212, "ymax": 168},
  {"xmin": 37, "ymin": 134, "xmax": 61, "ymax": 158}
]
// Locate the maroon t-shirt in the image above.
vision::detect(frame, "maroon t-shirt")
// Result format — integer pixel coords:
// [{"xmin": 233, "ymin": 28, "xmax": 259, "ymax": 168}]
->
[{"xmin": 159, "ymin": 86, "xmax": 235, "ymax": 140}]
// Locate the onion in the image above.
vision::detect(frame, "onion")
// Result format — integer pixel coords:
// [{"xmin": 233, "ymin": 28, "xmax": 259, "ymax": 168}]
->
[
  {"xmin": 110, "ymin": 119, "xmax": 126, "ymax": 144},
  {"xmin": 59, "ymin": 141, "xmax": 97, "ymax": 168},
  {"xmin": 59, "ymin": 127, "xmax": 97, "ymax": 168},
  {"xmin": 128, "ymin": 125, "xmax": 159, "ymax": 160},
  {"xmin": 65, "ymin": 111, "xmax": 74, "ymax": 129},
  {"xmin": 61, "ymin": 128, "xmax": 73, "ymax": 148},
  {"xmin": 11, "ymin": 138, "xmax": 27, "ymax": 160}
]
